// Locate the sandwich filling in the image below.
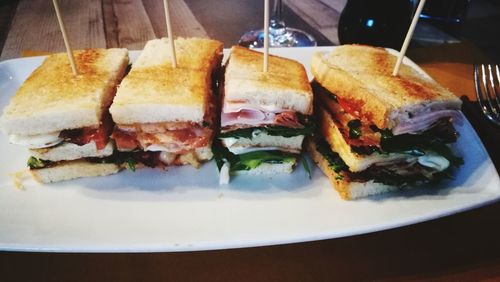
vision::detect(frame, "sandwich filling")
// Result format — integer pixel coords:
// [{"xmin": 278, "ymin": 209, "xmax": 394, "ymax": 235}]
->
[
  {"xmin": 110, "ymin": 122, "xmax": 214, "ymax": 169},
  {"xmin": 9, "ymin": 111, "xmax": 113, "ymax": 151},
  {"xmin": 215, "ymin": 101, "xmax": 314, "ymax": 178},
  {"xmin": 312, "ymin": 136, "xmax": 460, "ymax": 187},
  {"xmin": 109, "ymin": 89, "xmax": 217, "ymax": 169},
  {"xmin": 112, "ymin": 121, "xmax": 213, "ymax": 153},
  {"xmin": 311, "ymin": 80, "xmax": 463, "ymax": 187},
  {"xmin": 25, "ymin": 112, "xmax": 119, "ymax": 170},
  {"xmin": 58, "ymin": 112, "xmax": 114, "ymax": 151},
  {"xmin": 214, "ymin": 46, "xmax": 314, "ymax": 181}
]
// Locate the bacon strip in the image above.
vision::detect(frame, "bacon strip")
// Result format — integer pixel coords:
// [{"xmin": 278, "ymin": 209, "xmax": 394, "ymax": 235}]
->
[
  {"xmin": 59, "ymin": 112, "xmax": 113, "ymax": 150},
  {"xmin": 112, "ymin": 123, "xmax": 212, "ymax": 153}
]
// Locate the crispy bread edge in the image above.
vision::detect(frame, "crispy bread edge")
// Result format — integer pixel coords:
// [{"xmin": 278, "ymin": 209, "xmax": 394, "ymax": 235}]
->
[
  {"xmin": 30, "ymin": 160, "xmax": 121, "ymax": 183},
  {"xmin": 311, "ymin": 52, "xmax": 389, "ymax": 128}
]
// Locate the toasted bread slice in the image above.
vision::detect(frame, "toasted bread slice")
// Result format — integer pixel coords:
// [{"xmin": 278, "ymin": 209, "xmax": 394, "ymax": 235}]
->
[
  {"xmin": 110, "ymin": 37, "xmax": 223, "ymax": 124},
  {"xmin": 317, "ymin": 107, "xmax": 407, "ymax": 172},
  {"xmin": 30, "ymin": 160, "xmax": 121, "ymax": 183},
  {"xmin": 1, "ymin": 48, "xmax": 129, "ymax": 136},
  {"xmin": 133, "ymin": 37, "xmax": 223, "ymax": 72},
  {"xmin": 311, "ymin": 45, "xmax": 461, "ymax": 129},
  {"xmin": 224, "ymin": 46, "xmax": 313, "ymax": 114},
  {"xmin": 111, "ymin": 67, "xmax": 210, "ymax": 124},
  {"xmin": 29, "ymin": 141, "xmax": 114, "ymax": 162},
  {"xmin": 306, "ymin": 138, "xmax": 398, "ymax": 200}
]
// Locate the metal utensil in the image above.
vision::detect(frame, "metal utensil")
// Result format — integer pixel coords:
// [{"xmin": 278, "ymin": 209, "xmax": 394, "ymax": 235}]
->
[{"xmin": 474, "ymin": 63, "xmax": 500, "ymax": 126}]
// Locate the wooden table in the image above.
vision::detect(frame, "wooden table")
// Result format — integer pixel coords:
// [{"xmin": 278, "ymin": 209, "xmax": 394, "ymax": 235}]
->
[
  {"xmin": 1, "ymin": 0, "xmax": 500, "ymax": 281},
  {"xmin": 0, "ymin": 0, "xmax": 338, "ymax": 59}
]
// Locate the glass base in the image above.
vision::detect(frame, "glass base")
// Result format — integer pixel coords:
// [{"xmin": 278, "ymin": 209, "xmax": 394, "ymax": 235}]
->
[{"xmin": 238, "ymin": 27, "xmax": 317, "ymax": 48}]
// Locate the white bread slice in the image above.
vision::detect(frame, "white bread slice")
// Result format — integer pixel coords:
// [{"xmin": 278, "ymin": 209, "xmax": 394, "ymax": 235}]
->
[
  {"xmin": 110, "ymin": 67, "xmax": 210, "ymax": 124},
  {"xmin": 224, "ymin": 46, "xmax": 313, "ymax": 115},
  {"xmin": 318, "ymin": 107, "xmax": 407, "ymax": 172},
  {"xmin": 30, "ymin": 160, "xmax": 120, "ymax": 183},
  {"xmin": 1, "ymin": 48, "xmax": 129, "ymax": 135},
  {"xmin": 234, "ymin": 161, "xmax": 296, "ymax": 175},
  {"xmin": 29, "ymin": 141, "xmax": 114, "ymax": 162},
  {"xmin": 311, "ymin": 45, "xmax": 461, "ymax": 129},
  {"xmin": 133, "ymin": 37, "xmax": 223, "ymax": 72},
  {"xmin": 220, "ymin": 131, "xmax": 304, "ymax": 151},
  {"xmin": 306, "ymin": 138, "xmax": 398, "ymax": 200},
  {"xmin": 110, "ymin": 37, "xmax": 223, "ymax": 124}
]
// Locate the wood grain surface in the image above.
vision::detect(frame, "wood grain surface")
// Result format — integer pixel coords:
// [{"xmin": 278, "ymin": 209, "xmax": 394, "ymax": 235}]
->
[
  {"xmin": 2, "ymin": 0, "xmax": 106, "ymax": 58},
  {"xmin": 0, "ymin": 0, "xmax": 338, "ymax": 59},
  {"xmin": 103, "ymin": 0, "xmax": 156, "ymax": 50},
  {"xmin": 142, "ymin": 0, "xmax": 208, "ymax": 39}
]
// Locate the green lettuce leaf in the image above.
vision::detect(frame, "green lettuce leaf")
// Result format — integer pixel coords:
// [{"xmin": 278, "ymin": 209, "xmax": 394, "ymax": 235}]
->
[
  {"xmin": 314, "ymin": 138, "xmax": 348, "ymax": 173},
  {"xmin": 212, "ymin": 140, "xmax": 297, "ymax": 172},
  {"xmin": 231, "ymin": 151, "xmax": 297, "ymax": 171},
  {"xmin": 27, "ymin": 156, "xmax": 51, "ymax": 169}
]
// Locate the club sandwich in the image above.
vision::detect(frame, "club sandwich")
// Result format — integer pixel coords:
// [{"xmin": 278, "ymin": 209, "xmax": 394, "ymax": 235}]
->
[
  {"xmin": 1, "ymin": 48, "xmax": 129, "ymax": 183},
  {"xmin": 308, "ymin": 44, "xmax": 463, "ymax": 199},
  {"xmin": 109, "ymin": 37, "xmax": 223, "ymax": 169},
  {"xmin": 214, "ymin": 46, "xmax": 314, "ymax": 183}
]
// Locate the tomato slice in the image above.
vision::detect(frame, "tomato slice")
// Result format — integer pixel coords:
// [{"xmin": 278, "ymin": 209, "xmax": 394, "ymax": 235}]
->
[
  {"xmin": 59, "ymin": 112, "xmax": 113, "ymax": 150},
  {"xmin": 112, "ymin": 129, "xmax": 139, "ymax": 151}
]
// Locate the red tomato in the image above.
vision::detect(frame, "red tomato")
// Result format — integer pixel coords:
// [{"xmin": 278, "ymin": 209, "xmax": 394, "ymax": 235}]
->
[{"xmin": 112, "ymin": 130, "xmax": 139, "ymax": 150}]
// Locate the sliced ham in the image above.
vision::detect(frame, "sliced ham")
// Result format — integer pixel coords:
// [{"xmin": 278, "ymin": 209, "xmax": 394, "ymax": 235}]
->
[
  {"xmin": 223, "ymin": 101, "xmax": 285, "ymax": 114},
  {"xmin": 221, "ymin": 106, "xmax": 302, "ymax": 129},
  {"xmin": 392, "ymin": 110, "xmax": 462, "ymax": 135},
  {"xmin": 221, "ymin": 109, "xmax": 274, "ymax": 127}
]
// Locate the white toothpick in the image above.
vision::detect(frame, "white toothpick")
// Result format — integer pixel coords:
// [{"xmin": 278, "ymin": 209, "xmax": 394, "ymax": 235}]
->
[
  {"xmin": 263, "ymin": 0, "xmax": 270, "ymax": 73},
  {"xmin": 163, "ymin": 0, "xmax": 177, "ymax": 68},
  {"xmin": 392, "ymin": 0, "xmax": 426, "ymax": 76},
  {"xmin": 52, "ymin": 0, "xmax": 78, "ymax": 76}
]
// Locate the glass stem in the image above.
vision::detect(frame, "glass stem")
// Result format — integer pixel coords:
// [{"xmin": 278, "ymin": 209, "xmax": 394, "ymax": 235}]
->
[
  {"xmin": 272, "ymin": 0, "xmax": 282, "ymax": 23},
  {"xmin": 270, "ymin": 0, "xmax": 286, "ymax": 33}
]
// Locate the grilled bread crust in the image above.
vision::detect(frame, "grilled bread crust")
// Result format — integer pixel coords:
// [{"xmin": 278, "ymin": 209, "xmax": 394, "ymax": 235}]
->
[
  {"xmin": 311, "ymin": 45, "xmax": 461, "ymax": 129},
  {"xmin": 1, "ymin": 48, "xmax": 129, "ymax": 135},
  {"xmin": 133, "ymin": 37, "xmax": 223, "ymax": 71},
  {"xmin": 306, "ymin": 138, "xmax": 399, "ymax": 200},
  {"xmin": 30, "ymin": 160, "xmax": 121, "ymax": 184},
  {"xmin": 317, "ymin": 107, "xmax": 407, "ymax": 172},
  {"xmin": 224, "ymin": 46, "xmax": 313, "ymax": 115},
  {"xmin": 110, "ymin": 37, "xmax": 223, "ymax": 124}
]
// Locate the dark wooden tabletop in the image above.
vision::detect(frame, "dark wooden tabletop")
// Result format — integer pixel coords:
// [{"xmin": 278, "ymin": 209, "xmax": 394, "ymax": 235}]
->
[
  {"xmin": 1, "ymin": 0, "xmax": 500, "ymax": 281},
  {"xmin": 0, "ymin": 0, "xmax": 339, "ymax": 60}
]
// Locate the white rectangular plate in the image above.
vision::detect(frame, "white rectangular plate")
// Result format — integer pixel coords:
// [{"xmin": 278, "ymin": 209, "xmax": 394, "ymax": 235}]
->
[{"xmin": 0, "ymin": 47, "xmax": 499, "ymax": 252}]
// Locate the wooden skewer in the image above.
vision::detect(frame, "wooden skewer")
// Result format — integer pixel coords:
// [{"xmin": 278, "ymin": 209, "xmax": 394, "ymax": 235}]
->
[
  {"xmin": 52, "ymin": 0, "xmax": 78, "ymax": 76},
  {"xmin": 163, "ymin": 0, "xmax": 177, "ymax": 68},
  {"xmin": 392, "ymin": 0, "xmax": 426, "ymax": 76},
  {"xmin": 263, "ymin": 0, "xmax": 270, "ymax": 73}
]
